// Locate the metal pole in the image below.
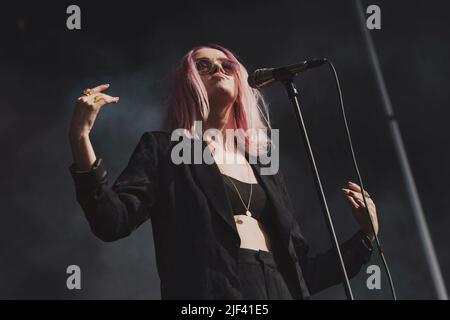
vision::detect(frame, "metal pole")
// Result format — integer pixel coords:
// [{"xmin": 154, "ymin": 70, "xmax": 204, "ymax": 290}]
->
[
  {"xmin": 354, "ymin": 0, "xmax": 448, "ymax": 300},
  {"xmin": 283, "ymin": 79, "xmax": 354, "ymax": 300}
]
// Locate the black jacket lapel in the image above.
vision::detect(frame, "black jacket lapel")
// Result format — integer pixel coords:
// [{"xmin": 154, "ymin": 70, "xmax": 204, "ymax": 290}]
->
[
  {"xmin": 190, "ymin": 139, "xmax": 241, "ymax": 245},
  {"xmin": 190, "ymin": 139, "xmax": 295, "ymax": 254}
]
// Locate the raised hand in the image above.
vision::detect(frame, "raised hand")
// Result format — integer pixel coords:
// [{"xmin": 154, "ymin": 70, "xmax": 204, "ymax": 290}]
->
[
  {"xmin": 341, "ymin": 181, "xmax": 378, "ymax": 242},
  {"xmin": 69, "ymin": 84, "xmax": 119, "ymax": 140},
  {"xmin": 69, "ymin": 84, "xmax": 119, "ymax": 171}
]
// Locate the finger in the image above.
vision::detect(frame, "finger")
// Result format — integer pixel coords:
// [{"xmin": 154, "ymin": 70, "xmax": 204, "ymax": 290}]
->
[
  {"xmin": 77, "ymin": 95, "xmax": 89, "ymax": 103},
  {"xmin": 341, "ymin": 190, "xmax": 360, "ymax": 209},
  {"xmin": 355, "ymin": 198, "xmax": 366, "ymax": 208},
  {"xmin": 342, "ymin": 188, "xmax": 362, "ymax": 200},
  {"xmin": 98, "ymin": 93, "xmax": 119, "ymax": 104},
  {"xmin": 89, "ymin": 93, "xmax": 119, "ymax": 105},
  {"xmin": 356, "ymin": 198, "xmax": 377, "ymax": 215},
  {"xmin": 90, "ymin": 84, "xmax": 110, "ymax": 94},
  {"xmin": 342, "ymin": 188, "xmax": 372, "ymax": 204},
  {"xmin": 347, "ymin": 181, "xmax": 371, "ymax": 198}
]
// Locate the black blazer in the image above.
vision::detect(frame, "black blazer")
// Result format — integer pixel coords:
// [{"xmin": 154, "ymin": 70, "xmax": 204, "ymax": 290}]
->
[{"xmin": 69, "ymin": 131, "xmax": 373, "ymax": 299}]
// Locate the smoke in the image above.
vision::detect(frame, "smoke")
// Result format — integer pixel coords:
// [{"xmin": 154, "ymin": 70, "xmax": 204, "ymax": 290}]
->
[{"xmin": 1, "ymin": 0, "xmax": 449, "ymax": 299}]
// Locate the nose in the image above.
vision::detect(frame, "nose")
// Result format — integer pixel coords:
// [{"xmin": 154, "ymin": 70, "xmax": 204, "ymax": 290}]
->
[{"xmin": 211, "ymin": 61, "xmax": 225, "ymax": 75}]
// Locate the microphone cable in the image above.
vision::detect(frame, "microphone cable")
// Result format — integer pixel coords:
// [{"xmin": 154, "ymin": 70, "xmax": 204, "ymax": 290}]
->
[{"xmin": 324, "ymin": 58, "xmax": 397, "ymax": 300}]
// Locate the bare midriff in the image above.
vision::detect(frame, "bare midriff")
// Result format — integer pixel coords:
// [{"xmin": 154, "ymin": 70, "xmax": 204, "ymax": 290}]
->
[{"xmin": 234, "ymin": 214, "xmax": 272, "ymax": 252}]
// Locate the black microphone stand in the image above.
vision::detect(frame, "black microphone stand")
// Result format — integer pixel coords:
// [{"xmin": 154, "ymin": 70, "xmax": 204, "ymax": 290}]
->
[{"xmin": 282, "ymin": 77, "xmax": 354, "ymax": 300}]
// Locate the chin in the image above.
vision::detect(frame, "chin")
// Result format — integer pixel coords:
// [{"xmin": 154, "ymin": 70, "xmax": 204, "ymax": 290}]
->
[{"xmin": 208, "ymin": 85, "xmax": 236, "ymax": 101}]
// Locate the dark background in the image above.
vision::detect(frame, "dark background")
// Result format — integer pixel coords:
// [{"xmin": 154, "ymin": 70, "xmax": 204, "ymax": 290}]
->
[{"xmin": 1, "ymin": 0, "xmax": 449, "ymax": 299}]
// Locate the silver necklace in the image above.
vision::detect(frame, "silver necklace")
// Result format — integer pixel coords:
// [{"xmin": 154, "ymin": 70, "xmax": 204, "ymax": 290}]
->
[{"xmin": 224, "ymin": 170, "xmax": 253, "ymax": 224}]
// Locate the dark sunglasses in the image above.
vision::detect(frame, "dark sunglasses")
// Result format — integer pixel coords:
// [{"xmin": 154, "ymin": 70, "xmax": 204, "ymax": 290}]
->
[{"xmin": 195, "ymin": 58, "xmax": 238, "ymax": 76}]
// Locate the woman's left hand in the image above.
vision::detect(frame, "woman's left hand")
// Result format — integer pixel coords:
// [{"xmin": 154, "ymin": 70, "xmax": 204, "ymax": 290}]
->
[{"xmin": 341, "ymin": 181, "xmax": 378, "ymax": 242}]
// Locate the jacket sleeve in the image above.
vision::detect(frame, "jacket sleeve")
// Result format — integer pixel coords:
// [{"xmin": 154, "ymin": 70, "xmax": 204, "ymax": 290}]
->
[
  {"xmin": 68, "ymin": 132, "xmax": 162, "ymax": 242},
  {"xmin": 276, "ymin": 169, "xmax": 373, "ymax": 295},
  {"xmin": 294, "ymin": 224, "xmax": 373, "ymax": 294}
]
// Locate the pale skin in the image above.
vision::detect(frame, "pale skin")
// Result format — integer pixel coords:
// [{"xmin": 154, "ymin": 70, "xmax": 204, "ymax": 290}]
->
[{"xmin": 69, "ymin": 47, "xmax": 379, "ymax": 253}]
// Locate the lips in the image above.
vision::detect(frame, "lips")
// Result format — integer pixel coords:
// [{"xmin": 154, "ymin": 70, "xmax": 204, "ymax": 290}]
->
[{"xmin": 211, "ymin": 73, "xmax": 227, "ymax": 80}]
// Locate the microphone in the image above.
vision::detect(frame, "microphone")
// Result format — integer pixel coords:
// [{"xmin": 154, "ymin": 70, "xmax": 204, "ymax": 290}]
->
[{"xmin": 248, "ymin": 58, "xmax": 327, "ymax": 88}]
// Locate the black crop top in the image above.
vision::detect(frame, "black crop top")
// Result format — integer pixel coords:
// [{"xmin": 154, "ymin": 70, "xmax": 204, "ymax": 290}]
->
[{"xmin": 222, "ymin": 174, "xmax": 270, "ymax": 224}]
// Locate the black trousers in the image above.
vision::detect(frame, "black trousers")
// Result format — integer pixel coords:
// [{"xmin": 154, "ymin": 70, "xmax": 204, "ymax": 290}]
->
[{"xmin": 237, "ymin": 248, "xmax": 294, "ymax": 300}]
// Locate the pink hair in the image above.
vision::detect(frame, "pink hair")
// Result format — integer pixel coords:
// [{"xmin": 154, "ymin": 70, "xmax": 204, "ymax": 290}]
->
[{"xmin": 163, "ymin": 43, "xmax": 272, "ymax": 156}]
